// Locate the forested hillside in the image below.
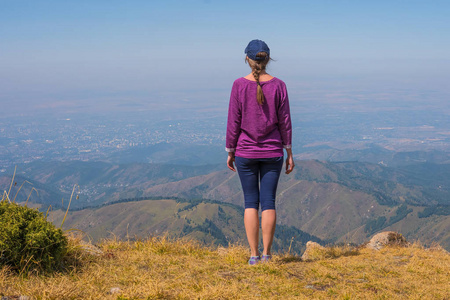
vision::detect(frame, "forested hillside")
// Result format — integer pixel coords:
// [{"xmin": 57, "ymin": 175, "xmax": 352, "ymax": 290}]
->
[{"xmin": 50, "ymin": 198, "xmax": 322, "ymax": 254}]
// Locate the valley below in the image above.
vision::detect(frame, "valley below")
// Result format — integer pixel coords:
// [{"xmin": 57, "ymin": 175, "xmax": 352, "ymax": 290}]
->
[{"xmin": 3, "ymin": 158, "xmax": 449, "ymax": 251}]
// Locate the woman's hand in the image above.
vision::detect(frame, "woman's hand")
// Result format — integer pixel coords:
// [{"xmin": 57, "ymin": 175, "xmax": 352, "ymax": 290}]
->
[
  {"xmin": 285, "ymin": 149, "xmax": 295, "ymax": 174},
  {"xmin": 227, "ymin": 152, "xmax": 236, "ymax": 172}
]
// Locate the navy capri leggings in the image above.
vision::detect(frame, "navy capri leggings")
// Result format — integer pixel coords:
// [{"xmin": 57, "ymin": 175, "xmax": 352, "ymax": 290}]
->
[{"xmin": 235, "ymin": 156, "xmax": 284, "ymax": 211}]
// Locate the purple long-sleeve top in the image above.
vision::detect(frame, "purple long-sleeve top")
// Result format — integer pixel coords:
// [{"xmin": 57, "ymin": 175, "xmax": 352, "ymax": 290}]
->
[{"xmin": 226, "ymin": 77, "xmax": 292, "ymax": 158}]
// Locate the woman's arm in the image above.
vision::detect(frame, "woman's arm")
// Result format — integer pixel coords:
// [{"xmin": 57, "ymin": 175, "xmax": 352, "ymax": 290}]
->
[
  {"xmin": 277, "ymin": 83, "xmax": 292, "ymax": 151},
  {"xmin": 285, "ymin": 148, "xmax": 295, "ymax": 174},
  {"xmin": 225, "ymin": 83, "xmax": 241, "ymax": 154},
  {"xmin": 278, "ymin": 82, "xmax": 294, "ymax": 174},
  {"xmin": 227, "ymin": 152, "xmax": 236, "ymax": 172},
  {"xmin": 226, "ymin": 82, "xmax": 241, "ymax": 171}
]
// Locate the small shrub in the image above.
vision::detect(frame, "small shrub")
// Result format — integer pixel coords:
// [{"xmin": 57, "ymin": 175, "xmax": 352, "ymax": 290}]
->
[{"xmin": 0, "ymin": 200, "xmax": 68, "ymax": 273}]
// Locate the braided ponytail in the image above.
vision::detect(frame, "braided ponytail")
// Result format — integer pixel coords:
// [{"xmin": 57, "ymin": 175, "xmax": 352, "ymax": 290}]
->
[{"xmin": 247, "ymin": 52, "xmax": 270, "ymax": 105}]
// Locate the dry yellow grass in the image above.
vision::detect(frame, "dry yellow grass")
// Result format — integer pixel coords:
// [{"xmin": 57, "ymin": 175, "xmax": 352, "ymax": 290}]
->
[{"xmin": 1, "ymin": 236, "xmax": 449, "ymax": 300}]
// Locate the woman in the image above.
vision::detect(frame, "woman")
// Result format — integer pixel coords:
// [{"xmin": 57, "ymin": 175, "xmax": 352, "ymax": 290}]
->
[{"xmin": 226, "ymin": 39, "xmax": 294, "ymax": 265}]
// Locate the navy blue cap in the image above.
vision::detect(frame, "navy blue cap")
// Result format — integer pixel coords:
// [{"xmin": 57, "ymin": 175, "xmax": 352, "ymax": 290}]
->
[{"xmin": 245, "ymin": 39, "xmax": 270, "ymax": 61}]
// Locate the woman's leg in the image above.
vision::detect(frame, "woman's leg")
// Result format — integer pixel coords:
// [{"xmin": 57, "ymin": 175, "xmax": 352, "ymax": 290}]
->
[
  {"xmin": 235, "ymin": 157, "xmax": 260, "ymax": 257},
  {"xmin": 259, "ymin": 157, "xmax": 283, "ymax": 256},
  {"xmin": 261, "ymin": 209, "xmax": 276, "ymax": 255},
  {"xmin": 244, "ymin": 208, "xmax": 260, "ymax": 257}
]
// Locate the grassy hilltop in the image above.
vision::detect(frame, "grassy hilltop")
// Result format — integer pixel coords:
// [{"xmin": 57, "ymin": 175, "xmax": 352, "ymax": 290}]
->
[{"xmin": 1, "ymin": 236, "xmax": 449, "ymax": 299}]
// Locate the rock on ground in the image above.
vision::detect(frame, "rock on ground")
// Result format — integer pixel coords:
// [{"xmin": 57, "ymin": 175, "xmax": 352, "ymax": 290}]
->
[
  {"xmin": 366, "ymin": 231, "xmax": 408, "ymax": 250},
  {"xmin": 301, "ymin": 241, "xmax": 326, "ymax": 261},
  {"xmin": 109, "ymin": 287, "xmax": 121, "ymax": 295},
  {"xmin": 80, "ymin": 241, "xmax": 103, "ymax": 256}
]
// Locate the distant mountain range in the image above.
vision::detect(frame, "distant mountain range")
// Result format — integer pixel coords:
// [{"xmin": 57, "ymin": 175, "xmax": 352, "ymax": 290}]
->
[
  {"xmin": 107, "ymin": 143, "xmax": 450, "ymax": 167},
  {"xmin": 296, "ymin": 145, "xmax": 450, "ymax": 167},
  {"xmin": 5, "ymin": 160, "xmax": 224, "ymax": 209},
  {"xmin": 3, "ymin": 159, "xmax": 449, "ymax": 250},
  {"xmin": 137, "ymin": 160, "xmax": 450, "ymax": 249}
]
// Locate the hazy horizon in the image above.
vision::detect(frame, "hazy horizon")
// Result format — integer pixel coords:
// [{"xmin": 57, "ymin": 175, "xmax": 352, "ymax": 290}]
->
[
  {"xmin": 1, "ymin": 1, "xmax": 449, "ymax": 116},
  {"xmin": 1, "ymin": 0, "xmax": 449, "ymax": 169}
]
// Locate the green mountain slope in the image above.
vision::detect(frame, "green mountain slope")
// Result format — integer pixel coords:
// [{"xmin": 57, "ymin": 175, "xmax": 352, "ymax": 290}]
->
[
  {"xmin": 49, "ymin": 198, "xmax": 322, "ymax": 254},
  {"xmin": 9, "ymin": 161, "xmax": 223, "ymax": 208},
  {"xmin": 139, "ymin": 161, "xmax": 450, "ymax": 249},
  {"xmin": 344, "ymin": 205, "xmax": 450, "ymax": 248},
  {"xmin": 142, "ymin": 160, "xmax": 450, "ymax": 206},
  {"xmin": 0, "ymin": 174, "xmax": 64, "ymax": 208}
]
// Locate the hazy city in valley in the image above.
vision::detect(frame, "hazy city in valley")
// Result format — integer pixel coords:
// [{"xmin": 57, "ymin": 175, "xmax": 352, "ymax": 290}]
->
[{"xmin": 2, "ymin": 83, "xmax": 449, "ymax": 169}]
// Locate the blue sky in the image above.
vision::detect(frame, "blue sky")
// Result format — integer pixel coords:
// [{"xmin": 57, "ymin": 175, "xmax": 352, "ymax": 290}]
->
[{"xmin": 1, "ymin": 0, "xmax": 449, "ymax": 111}]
